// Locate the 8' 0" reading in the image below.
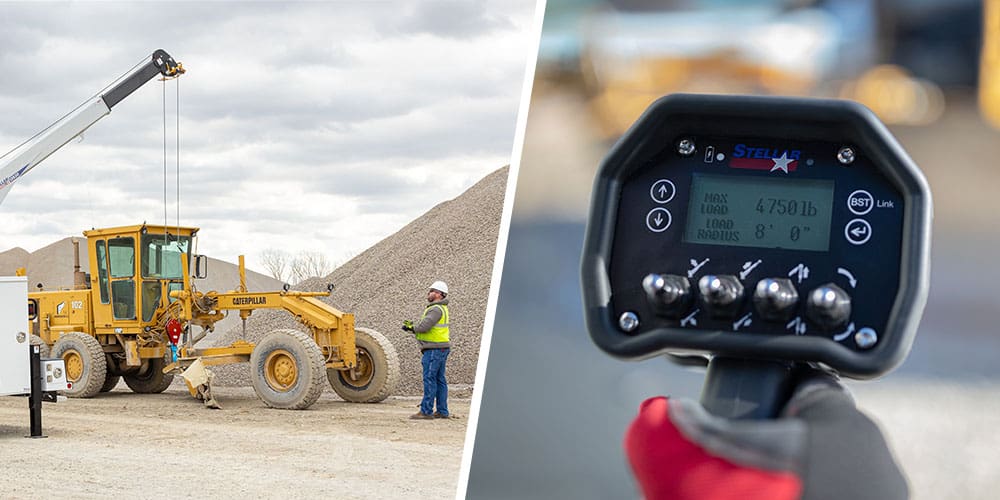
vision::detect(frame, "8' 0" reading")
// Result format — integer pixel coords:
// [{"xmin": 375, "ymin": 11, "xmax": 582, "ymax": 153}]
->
[{"xmin": 755, "ymin": 224, "xmax": 810, "ymax": 241}]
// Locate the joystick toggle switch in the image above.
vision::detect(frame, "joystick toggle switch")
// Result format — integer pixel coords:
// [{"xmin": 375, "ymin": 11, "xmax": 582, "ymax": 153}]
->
[
  {"xmin": 753, "ymin": 278, "xmax": 799, "ymax": 321},
  {"xmin": 806, "ymin": 283, "xmax": 852, "ymax": 330},
  {"xmin": 697, "ymin": 275, "xmax": 744, "ymax": 318},
  {"xmin": 642, "ymin": 274, "xmax": 691, "ymax": 318}
]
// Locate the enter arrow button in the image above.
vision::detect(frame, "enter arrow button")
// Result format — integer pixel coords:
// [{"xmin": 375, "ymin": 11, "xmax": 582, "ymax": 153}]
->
[{"xmin": 844, "ymin": 218, "xmax": 872, "ymax": 245}]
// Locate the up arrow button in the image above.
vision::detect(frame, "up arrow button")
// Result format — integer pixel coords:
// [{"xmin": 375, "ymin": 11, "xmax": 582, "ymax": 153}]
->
[
  {"xmin": 646, "ymin": 208, "xmax": 672, "ymax": 233},
  {"xmin": 650, "ymin": 179, "xmax": 676, "ymax": 203}
]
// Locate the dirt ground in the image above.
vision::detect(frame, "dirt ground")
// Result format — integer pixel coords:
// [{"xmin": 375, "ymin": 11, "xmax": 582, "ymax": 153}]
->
[{"xmin": 0, "ymin": 383, "xmax": 468, "ymax": 499}]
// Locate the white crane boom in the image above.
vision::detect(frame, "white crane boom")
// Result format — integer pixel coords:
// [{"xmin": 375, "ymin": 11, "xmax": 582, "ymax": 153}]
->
[{"xmin": 0, "ymin": 49, "xmax": 184, "ymax": 205}]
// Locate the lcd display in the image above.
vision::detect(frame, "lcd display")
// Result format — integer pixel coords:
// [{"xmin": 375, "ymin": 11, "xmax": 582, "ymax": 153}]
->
[{"xmin": 683, "ymin": 174, "xmax": 834, "ymax": 251}]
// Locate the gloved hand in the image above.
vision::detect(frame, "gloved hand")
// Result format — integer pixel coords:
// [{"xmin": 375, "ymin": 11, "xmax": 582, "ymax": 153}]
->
[
  {"xmin": 402, "ymin": 320, "xmax": 414, "ymax": 332},
  {"xmin": 625, "ymin": 372, "xmax": 908, "ymax": 500}
]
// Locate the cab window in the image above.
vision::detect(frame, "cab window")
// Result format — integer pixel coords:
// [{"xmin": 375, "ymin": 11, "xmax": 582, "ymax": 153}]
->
[
  {"xmin": 141, "ymin": 235, "xmax": 190, "ymax": 279},
  {"xmin": 109, "ymin": 238, "xmax": 135, "ymax": 278},
  {"xmin": 95, "ymin": 240, "xmax": 110, "ymax": 304},
  {"xmin": 112, "ymin": 281, "xmax": 136, "ymax": 320},
  {"xmin": 108, "ymin": 237, "xmax": 136, "ymax": 320}
]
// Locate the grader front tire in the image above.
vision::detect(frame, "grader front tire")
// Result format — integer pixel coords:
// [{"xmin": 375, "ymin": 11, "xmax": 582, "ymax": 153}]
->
[
  {"xmin": 328, "ymin": 327, "xmax": 399, "ymax": 403},
  {"xmin": 124, "ymin": 358, "xmax": 174, "ymax": 394},
  {"xmin": 250, "ymin": 329, "xmax": 326, "ymax": 410},
  {"xmin": 51, "ymin": 332, "xmax": 107, "ymax": 398}
]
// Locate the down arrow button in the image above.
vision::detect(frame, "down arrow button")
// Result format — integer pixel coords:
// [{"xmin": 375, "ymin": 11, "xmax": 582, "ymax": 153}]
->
[{"xmin": 646, "ymin": 207, "xmax": 672, "ymax": 233}]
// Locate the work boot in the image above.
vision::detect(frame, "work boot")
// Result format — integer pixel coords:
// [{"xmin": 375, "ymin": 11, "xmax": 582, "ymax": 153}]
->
[
  {"xmin": 433, "ymin": 412, "xmax": 453, "ymax": 419},
  {"xmin": 410, "ymin": 412, "xmax": 434, "ymax": 420}
]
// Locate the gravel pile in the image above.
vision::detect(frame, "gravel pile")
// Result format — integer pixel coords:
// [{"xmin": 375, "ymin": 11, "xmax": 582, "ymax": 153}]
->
[
  {"xmin": 0, "ymin": 237, "xmax": 87, "ymax": 290},
  {"xmin": 212, "ymin": 166, "xmax": 509, "ymax": 396}
]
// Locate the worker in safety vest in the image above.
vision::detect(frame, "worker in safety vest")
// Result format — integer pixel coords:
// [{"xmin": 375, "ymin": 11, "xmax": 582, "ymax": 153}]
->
[{"xmin": 402, "ymin": 280, "xmax": 451, "ymax": 419}]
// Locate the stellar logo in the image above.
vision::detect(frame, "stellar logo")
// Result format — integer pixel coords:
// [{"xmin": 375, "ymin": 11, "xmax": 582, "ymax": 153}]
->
[
  {"xmin": 0, "ymin": 164, "xmax": 29, "ymax": 190},
  {"xmin": 730, "ymin": 144, "xmax": 800, "ymax": 173}
]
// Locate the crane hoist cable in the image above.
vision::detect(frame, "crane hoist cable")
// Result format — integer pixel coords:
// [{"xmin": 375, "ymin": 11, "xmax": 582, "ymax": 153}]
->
[
  {"xmin": 176, "ymin": 76, "xmax": 181, "ymax": 245},
  {"xmin": 159, "ymin": 71, "xmax": 182, "ymax": 246}
]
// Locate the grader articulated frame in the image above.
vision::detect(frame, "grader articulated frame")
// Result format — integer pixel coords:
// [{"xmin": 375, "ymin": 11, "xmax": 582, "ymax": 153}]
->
[{"xmin": 28, "ymin": 224, "xmax": 399, "ymax": 410}]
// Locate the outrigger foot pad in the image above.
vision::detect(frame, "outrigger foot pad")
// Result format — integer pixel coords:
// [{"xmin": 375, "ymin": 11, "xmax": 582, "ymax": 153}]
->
[{"xmin": 181, "ymin": 358, "xmax": 222, "ymax": 409}]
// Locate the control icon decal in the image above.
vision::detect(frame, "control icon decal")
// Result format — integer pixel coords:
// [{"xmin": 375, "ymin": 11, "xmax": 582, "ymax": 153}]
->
[
  {"xmin": 788, "ymin": 263, "xmax": 810, "ymax": 283},
  {"xmin": 786, "ymin": 316, "xmax": 807, "ymax": 335},
  {"xmin": 837, "ymin": 267, "xmax": 858, "ymax": 288},
  {"xmin": 739, "ymin": 259, "xmax": 762, "ymax": 280},
  {"xmin": 687, "ymin": 258, "xmax": 710, "ymax": 278},
  {"xmin": 733, "ymin": 312, "xmax": 753, "ymax": 331},
  {"xmin": 833, "ymin": 322, "xmax": 856, "ymax": 342},
  {"xmin": 680, "ymin": 309, "xmax": 699, "ymax": 328}
]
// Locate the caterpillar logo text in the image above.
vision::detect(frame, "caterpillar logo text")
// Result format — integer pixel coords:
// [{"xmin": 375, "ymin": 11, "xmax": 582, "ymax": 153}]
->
[{"xmin": 233, "ymin": 296, "xmax": 267, "ymax": 306}]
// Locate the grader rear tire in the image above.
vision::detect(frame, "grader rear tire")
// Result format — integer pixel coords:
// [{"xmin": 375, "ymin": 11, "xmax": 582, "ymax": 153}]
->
[
  {"xmin": 51, "ymin": 332, "xmax": 107, "ymax": 398},
  {"xmin": 30, "ymin": 334, "xmax": 50, "ymax": 358},
  {"xmin": 250, "ymin": 329, "xmax": 326, "ymax": 410},
  {"xmin": 327, "ymin": 327, "xmax": 399, "ymax": 403},
  {"xmin": 124, "ymin": 358, "xmax": 174, "ymax": 394}
]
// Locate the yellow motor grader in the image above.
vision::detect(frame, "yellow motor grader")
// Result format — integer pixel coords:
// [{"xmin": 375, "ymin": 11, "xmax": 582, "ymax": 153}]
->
[{"xmin": 26, "ymin": 223, "xmax": 399, "ymax": 409}]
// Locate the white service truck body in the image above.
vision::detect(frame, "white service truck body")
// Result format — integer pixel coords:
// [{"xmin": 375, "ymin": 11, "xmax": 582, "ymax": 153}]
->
[{"xmin": 0, "ymin": 276, "xmax": 31, "ymax": 396}]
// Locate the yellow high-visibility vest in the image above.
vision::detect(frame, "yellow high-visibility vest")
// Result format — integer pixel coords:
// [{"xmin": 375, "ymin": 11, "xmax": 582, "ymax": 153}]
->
[{"xmin": 416, "ymin": 304, "xmax": 449, "ymax": 343}]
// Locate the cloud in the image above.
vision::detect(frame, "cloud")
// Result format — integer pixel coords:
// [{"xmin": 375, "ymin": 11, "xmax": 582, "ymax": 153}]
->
[
  {"xmin": 0, "ymin": 2, "xmax": 533, "ymax": 271},
  {"xmin": 381, "ymin": 0, "xmax": 519, "ymax": 38}
]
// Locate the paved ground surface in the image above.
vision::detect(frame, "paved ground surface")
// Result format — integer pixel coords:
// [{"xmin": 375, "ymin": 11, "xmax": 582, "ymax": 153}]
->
[{"xmin": 0, "ymin": 384, "xmax": 468, "ymax": 499}]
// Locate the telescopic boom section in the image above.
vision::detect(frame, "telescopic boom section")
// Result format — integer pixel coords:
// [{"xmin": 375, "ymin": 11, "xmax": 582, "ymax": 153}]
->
[
  {"xmin": 0, "ymin": 49, "xmax": 184, "ymax": 205},
  {"xmin": 102, "ymin": 49, "xmax": 185, "ymax": 108}
]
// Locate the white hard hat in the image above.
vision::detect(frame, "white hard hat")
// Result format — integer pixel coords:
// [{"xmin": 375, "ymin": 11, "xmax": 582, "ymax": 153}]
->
[{"xmin": 430, "ymin": 281, "xmax": 449, "ymax": 295}]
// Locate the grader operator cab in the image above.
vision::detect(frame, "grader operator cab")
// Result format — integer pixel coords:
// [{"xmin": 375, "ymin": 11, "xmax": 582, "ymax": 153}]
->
[{"xmin": 29, "ymin": 224, "xmax": 400, "ymax": 410}]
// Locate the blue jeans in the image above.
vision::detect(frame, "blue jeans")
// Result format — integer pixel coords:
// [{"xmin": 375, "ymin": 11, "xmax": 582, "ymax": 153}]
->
[{"xmin": 420, "ymin": 348, "xmax": 449, "ymax": 416}]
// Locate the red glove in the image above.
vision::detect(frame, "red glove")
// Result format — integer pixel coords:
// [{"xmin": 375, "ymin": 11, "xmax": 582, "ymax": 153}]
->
[
  {"xmin": 624, "ymin": 374, "xmax": 908, "ymax": 500},
  {"xmin": 626, "ymin": 396, "xmax": 801, "ymax": 500}
]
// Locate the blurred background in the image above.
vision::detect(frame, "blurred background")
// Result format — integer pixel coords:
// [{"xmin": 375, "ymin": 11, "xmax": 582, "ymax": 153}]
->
[{"xmin": 468, "ymin": 0, "xmax": 999, "ymax": 498}]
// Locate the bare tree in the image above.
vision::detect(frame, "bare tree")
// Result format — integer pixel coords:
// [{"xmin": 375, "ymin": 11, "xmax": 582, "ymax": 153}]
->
[
  {"xmin": 290, "ymin": 251, "xmax": 334, "ymax": 284},
  {"xmin": 259, "ymin": 248, "xmax": 291, "ymax": 282}
]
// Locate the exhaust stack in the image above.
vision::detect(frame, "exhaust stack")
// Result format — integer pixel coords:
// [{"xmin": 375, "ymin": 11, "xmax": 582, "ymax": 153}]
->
[{"xmin": 72, "ymin": 238, "xmax": 88, "ymax": 290}]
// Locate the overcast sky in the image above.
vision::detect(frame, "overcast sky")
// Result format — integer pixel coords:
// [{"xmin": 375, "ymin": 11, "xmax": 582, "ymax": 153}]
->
[{"xmin": 0, "ymin": 1, "xmax": 535, "ymax": 274}]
